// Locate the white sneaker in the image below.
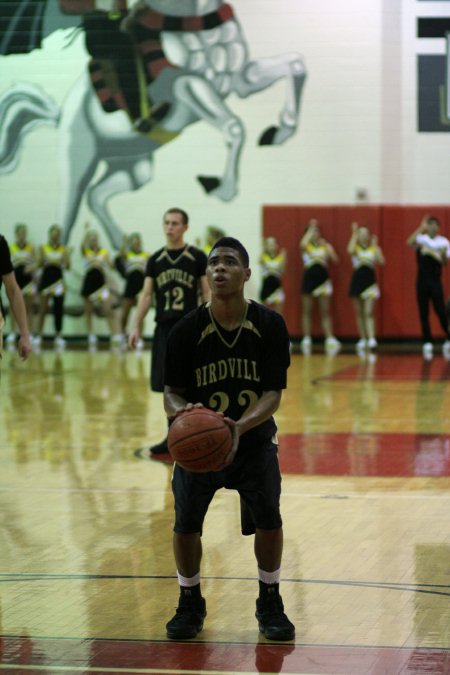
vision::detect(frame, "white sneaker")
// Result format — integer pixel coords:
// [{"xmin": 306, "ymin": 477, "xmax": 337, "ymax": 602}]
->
[
  {"xmin": 300, "ymin": 336, "xmax": 312, "ymax": 355},
  {"xmin": 443, "ymin": 340, "xmax": 450, "ymax": 358},
  {"xmin": 422, "ymin": 342, "xmax": 433, "ymax": 359},
  {"xmin": 88, "ymin": 334, "xmax": 98, "ymax": 345},
  {"xmin": 32, "ymin": 335, "xmax": 42, "ymax": 350},
  {"xmin": 325, "ymin": 336, "xmax": 341, "ymax": 354},
  {"xmin": 356, "ymin": 338, "xmax": 366, "ymax": 352},
  {"xmin": 54, "ymin": 336, "xmax": 66, "ymax": 349},
  {"xmin": 367, "ymin": 337, "xmax": 378, "ymax": 349}
]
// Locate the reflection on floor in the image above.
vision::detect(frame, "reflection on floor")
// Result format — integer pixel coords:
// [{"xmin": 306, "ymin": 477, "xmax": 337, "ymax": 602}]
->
[{"xmin": 1, "ymin": 349, "xmax": 450, "ymax": 674}]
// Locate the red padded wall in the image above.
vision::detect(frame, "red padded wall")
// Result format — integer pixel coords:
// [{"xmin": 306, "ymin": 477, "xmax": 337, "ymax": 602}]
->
[{"xmin": 263, "ymin": 205, "xmax": 450, "ymax": 340}]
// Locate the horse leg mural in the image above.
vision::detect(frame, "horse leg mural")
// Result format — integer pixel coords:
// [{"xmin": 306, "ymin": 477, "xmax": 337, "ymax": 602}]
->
[
  {"xmin": 58, "ymin": 72, "xmax": 156, "ymax": 248},
  {"xmin": 0, "ymin": 0, "xmax": 307, "ymax": 247},
  {"xmin": 234, "ymin": 53, "xmax": 306, "ymax": 147}
]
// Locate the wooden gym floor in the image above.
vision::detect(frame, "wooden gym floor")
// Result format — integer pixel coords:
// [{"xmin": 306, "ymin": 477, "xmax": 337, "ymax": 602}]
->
[{"xmin": 1, "ymin": 344, "xmax": 450, "ymax": 674}]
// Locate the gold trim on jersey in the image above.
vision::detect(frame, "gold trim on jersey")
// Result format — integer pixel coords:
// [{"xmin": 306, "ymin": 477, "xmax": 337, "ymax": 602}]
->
[
  {"xmin": 207, "ymin": 303, "xmax": 248, "ymax": 349},
  {"xmin": 241, "ymin": 318, "xmax": 262, "ymax": 339},
  {"xmin": 155, "ymin": 245, "xmax": 195, "ymax": 266},
  {"xmin": 198, "ymin": 323, "xmax": 216, "ymax": 345},
  {"xmin": 201, "ymin": 303, "xmax": 262, "ymax": 350}
]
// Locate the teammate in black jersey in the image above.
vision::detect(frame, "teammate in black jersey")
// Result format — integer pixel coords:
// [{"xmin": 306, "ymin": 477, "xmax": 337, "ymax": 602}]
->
[
  {"xmin": 163, "ymin": 237, "xmax": 295, "ymax": 642},
  {"xmin": 0, "ymin": 234, "xmax": 31, "ymax": 360},
  {"xmin": 128, "ymin": 208, "xmax": 209, "ymax": 453}
]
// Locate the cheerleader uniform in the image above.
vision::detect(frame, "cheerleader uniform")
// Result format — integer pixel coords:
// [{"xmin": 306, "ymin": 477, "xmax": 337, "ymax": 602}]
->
[
  {"xmin": 81, "ymin": 247, "xmax": 110, "ymax": 302},
  {"xmin": 38, "ymin": 243, "xmax": 67, "ymax": 335},
  {"xmin": 349, "ymin": 244, "xmax": 380, "ymax": 300},
  {"xmin": 301, "ymin": 242, "xmax": 333, "ymax": 296},
  {"xmin": 38, "ymin": 243, "xmax": 66, "ymax": 297},
  {"xmin": 10, "ymin": 242, "xmax": 36, "ymax": 296},
  {"xmin": 259, "ymin": 252, "xmax": 285, "ymax": 305},
  {"xmin": 116, "ymin": 250, "xmax": 148, "ymax": 299}
]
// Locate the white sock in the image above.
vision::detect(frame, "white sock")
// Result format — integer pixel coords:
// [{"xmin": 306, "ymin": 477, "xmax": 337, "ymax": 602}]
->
[
  {"xmin": 258, "ymin": 567, "xmax": 281, "ymax": 585},
  {"xmin": 177, "ymin": 571, "xmax": 201, "ymax": 587}
]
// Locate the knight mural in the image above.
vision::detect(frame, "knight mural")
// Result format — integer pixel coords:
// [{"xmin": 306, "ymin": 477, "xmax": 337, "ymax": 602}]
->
[{"xmin": 0, "ymin": 0, "xmax": 306, "ymax": 247}]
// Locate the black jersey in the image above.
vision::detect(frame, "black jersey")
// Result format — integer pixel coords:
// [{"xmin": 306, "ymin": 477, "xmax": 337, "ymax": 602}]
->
[
  {"xmin": 0, "ymin": 235, "xmax": 13, "ymax": 279},
  {"xmin": 146, "ymin": 245, "xmax": 207, "ymax": 323},
  {"xmin": 0, "ymin": 235, "xmax": 13, "ymax": 318},
  {"xmin": 165, "ymin": 300, "xmax": 291, "ymax": 452}
]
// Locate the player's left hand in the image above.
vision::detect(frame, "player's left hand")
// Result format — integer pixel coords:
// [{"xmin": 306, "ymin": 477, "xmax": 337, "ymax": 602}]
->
[
  {"xmin": 17, "ymin": 334, "xmax": 32, "ymax": 360},
  {"xmin": 168, "ymin": 402, "xmax": 205, "ymax": 421}
]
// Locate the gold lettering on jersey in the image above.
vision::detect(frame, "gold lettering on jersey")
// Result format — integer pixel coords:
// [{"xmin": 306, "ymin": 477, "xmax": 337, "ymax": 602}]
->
[
  {"xmin": 209, "ymin": 363, "xmax": 217, "ymax": 383},
  {"xmin": 156, "ymin": 269, "xmax": 194, "ymax": 289},
  {"xmin": 218, "ymin": 360, "xmax": 227, "ymax": 380},
  {"xmin": 195, "ymin": 359, "xmax": 260, "ymax": 386}
]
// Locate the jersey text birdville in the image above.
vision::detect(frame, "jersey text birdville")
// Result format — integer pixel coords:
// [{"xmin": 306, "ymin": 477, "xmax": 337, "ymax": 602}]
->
[{"xmin": 195, "ymin": 359, "xmax": 260, "ymax": 386}]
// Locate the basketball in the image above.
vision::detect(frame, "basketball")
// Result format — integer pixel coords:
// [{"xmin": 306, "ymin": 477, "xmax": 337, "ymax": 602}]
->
[{"xmin": 168, "ymin": 408, "xmax": 233, "ymax": 472}]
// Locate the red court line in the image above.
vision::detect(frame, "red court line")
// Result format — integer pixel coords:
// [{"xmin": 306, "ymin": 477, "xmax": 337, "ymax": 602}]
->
[
  {"xmin": 148, "ymin": 433, "xmax": 450, "ymax": 477},
  {"xmin": 320, "ymin": 354, "xmax": 450, "ymax": 382},
  {"xmin": 278, "ymin": 433, "xmax": 450, "ymax": 476},
  {"xmin": 1, "ymin": 636, "xmax": 450, "ymax": 674}
]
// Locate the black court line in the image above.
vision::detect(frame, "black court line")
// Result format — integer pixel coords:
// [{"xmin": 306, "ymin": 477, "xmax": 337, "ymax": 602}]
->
[{"xmin": 1, "ymin": 572, "xmax": 450, "ymax": 597}]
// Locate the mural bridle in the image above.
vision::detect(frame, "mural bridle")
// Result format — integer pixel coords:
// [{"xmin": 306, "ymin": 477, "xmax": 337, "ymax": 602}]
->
[{"xmin": 0, "ymin": 0, "xmax": 306, "ymax": 249}]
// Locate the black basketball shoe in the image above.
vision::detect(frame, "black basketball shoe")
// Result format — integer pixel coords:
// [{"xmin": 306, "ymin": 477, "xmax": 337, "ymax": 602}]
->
[
  {"xmin": 150, "ymin": 438, "xmax": 169, "ymax": 455},
  {"xmin": 166, "ymin": 595, "xmax": 207, "ymax": 639},
  {"xmin": 255, "ymin": 592, "xmax": 295, "ymax": 641}
]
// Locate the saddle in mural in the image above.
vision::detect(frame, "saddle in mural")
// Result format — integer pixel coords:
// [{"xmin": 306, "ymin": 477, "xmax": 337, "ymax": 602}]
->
[{"xmin": 0, "ymin": 0, "xmax": 307, "ymax": 248}]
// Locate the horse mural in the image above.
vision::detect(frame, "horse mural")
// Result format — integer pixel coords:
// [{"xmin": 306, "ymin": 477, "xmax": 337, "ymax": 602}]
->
[{"xmin": 0, "ymin": 0, "xmax": 306, "ymax": 248}]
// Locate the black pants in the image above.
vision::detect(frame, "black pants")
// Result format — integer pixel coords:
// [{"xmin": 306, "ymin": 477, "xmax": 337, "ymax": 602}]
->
[
  {"xmin": 416, "ymin": 277, "xmax": 450, "ymax": 343},
  {"xmin": 53, "ymin": 295, "xmax": 64, "ymax": 334}
]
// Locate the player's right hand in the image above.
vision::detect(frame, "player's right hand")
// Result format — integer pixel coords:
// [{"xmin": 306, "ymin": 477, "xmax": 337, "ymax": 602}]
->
[{"xmin": 128, "ymin": 329, "xmax": 140, "ymax": 349}]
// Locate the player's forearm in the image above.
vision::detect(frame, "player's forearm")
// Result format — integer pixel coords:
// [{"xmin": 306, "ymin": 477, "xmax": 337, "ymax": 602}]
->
[
  {"xmin": 133, "ymin": 294, "xmax": 152, "ymax": 331},
  {"xmin": 347, "ymin": 232, "xmax": 358, "ymax": 254},
  {"xmin": 6, "ymin": 279, "xmax": 30, "ymax": 338},
  {"xmin": 407, "ymin": 224, "xmax": 425, "ymax": 246},
  {"xmin": 235, "ymin": 390, "xmax": 282, "ymax": 436},
  {"xmin": 164, "ymin": 387, "xmax": 189, "ymax": 417}
]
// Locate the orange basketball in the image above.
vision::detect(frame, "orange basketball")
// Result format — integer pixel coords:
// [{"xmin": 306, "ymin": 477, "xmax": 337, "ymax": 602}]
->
[{"xmin": 168, "ymin": 408, "xmax": 233, "ymax": 472}]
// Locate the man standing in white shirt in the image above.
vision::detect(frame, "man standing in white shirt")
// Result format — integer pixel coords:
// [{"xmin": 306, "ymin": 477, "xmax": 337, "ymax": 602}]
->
[{"xmin": 407, "ymin": 215, "xmax": 450, "ymax": 359}]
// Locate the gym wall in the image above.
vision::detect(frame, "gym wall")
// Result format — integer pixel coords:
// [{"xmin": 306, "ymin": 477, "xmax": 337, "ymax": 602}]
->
[{"xmin": 263, "ymin": 204, "xmax": 450, "ymax": 340}]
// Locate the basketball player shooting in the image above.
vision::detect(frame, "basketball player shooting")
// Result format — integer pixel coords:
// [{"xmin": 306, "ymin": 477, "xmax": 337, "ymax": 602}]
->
[{"xmin": 163, "ymin": 236, "xmax": 295, "ymax": 642}]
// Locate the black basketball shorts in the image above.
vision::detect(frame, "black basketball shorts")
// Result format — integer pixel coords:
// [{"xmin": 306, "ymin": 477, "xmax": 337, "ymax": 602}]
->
[
  {"xmin": 172, "ymin": 440, "xmax": 282, "ymax": 536},
  {"xmin": 151, "ymin": 320, "xmax": 178, "ymax": 392}
]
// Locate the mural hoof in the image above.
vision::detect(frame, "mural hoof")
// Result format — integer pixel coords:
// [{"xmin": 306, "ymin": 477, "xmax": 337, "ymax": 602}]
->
[
  {"xmin": 197, "ymin": 176, "xmax": 221, "ymax": 193},
  {"xmin": 259, "ymin": 126, "xmax": 278, "ymax": 146}
]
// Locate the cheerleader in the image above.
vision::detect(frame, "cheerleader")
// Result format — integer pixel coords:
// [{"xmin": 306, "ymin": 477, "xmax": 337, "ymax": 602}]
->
[
  {"xmin": 196, "ymin": 225, "xmax": 226, "ymax": 255},
  {"xmin": 35, "ymin": 225, "xmax": 71, "ymax": 349},
  {"xmin": 6, "ymin": 223, "xmax": 37, "ymax": 346},
  {"xmin": 348, "ymin": 223, "xmax": 385, "ymax": 353},
  {"xmin": 259, "ymin": 236, "xmax": 286, "ymax": 316},
  {"xmin": 407, "ymin": 215, "xmax": 450, "ymax": 359},
  {"xmin": 300, "ymin": 219, "xmax": 341, "ymax": 354},
  {"xmin": 115, "ymin": 233, "xmax": 149, "ymax": 344},
  {"xmin": 80, "ymin": 228, "xmax": 120, "ymax": 347}
]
